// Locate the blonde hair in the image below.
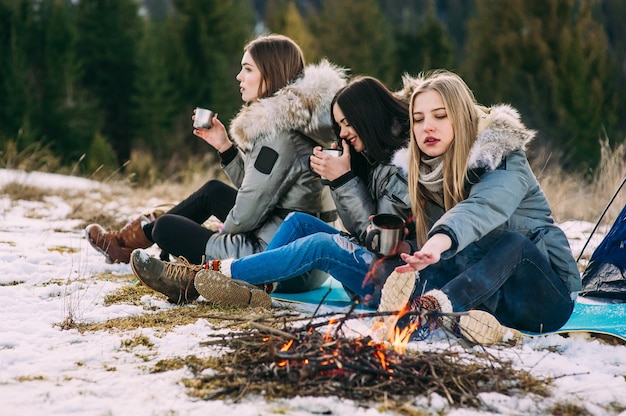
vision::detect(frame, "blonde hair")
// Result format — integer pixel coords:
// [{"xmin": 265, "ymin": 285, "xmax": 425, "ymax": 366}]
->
[{"xmin": 408, "ymin": 70, "xmax": 480, "ymax": 246}]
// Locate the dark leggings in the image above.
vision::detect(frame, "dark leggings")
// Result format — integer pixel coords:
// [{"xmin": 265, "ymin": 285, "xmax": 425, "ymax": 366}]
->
[{"xmin": 143, "ymin": 180, "xmax": 237, "ymax": 263}]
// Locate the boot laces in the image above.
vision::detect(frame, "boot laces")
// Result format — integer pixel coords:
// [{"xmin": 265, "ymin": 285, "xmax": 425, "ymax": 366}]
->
[{"xmin": 164, "ymin": 256, "xmax": 204, "ymax": 283}]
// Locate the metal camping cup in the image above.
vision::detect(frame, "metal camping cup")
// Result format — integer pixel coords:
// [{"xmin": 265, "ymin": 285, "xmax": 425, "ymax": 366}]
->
[
  {"xmin": 319, "ymin": 148, "xmax": 342, "ymax": 181},
  {"xmin": 193, "ymin": 107, "xmax": 217, "ymax": 129},
  {"xmin": 364, "ymin": 213, "xmax": 406, "ymax": 256}
]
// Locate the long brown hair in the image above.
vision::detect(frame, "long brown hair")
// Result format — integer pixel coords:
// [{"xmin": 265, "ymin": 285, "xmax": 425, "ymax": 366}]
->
[
  {"xmin": 408, "ymin": 70, "xmax": 480, "ymax": 246},
  {"xmin": 244, "ymin": 34, "xmax": 305, "ymax": 99}
]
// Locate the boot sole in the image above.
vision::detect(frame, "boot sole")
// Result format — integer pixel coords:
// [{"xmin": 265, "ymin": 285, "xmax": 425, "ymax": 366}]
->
[
  {"xmin": 85, "ymin": 228, "xmax": 115, "ymax": 264},
  {"xmin": 458, "ymin": 310, "xmax": 524, "ymax": 346},
  {"xmin": 374, "ymin": 270, "xmax": 416, "ymax": 341},
  {"xmin": 195, "ymin": 270, "xmax": 272, "ymax": 308}
]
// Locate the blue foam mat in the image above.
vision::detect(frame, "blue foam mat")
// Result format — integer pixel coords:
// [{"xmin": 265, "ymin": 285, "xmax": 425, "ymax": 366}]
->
[
  {"xmin": 271, "ymin": 278, "xmax": 357, "ymax": 308},
  {"xmin": 271, "ymin": 280, "xmax": 626, "ymax": 340},
  {"xmin": 529, "ymin": 302, "xmax": 626, "ymax": 340}
]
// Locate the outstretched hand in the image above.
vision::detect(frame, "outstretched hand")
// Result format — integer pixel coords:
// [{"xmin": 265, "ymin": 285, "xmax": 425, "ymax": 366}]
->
[
  {"xmin": 394, "ymin": 233, "xmax": 452, "ymax": 273},
  {"xmin": 395, "ymin": 250, "xmax": 440, "ymax": 272}
]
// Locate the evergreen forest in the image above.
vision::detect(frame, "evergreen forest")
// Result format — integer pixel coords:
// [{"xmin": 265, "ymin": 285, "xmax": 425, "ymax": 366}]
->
[{"xmin": 1, "ymin": 0, "xmax": 625, "ymax": 181}]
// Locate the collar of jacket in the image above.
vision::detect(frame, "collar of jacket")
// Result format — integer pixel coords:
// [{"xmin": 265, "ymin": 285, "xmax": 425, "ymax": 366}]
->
[
  {"xmin": 228, "ymin": 59, "xmax": 348, "ymax": 152},
  {"xmin": 467, "ymin": 104, "xmax": 536, "ymax": 171}
]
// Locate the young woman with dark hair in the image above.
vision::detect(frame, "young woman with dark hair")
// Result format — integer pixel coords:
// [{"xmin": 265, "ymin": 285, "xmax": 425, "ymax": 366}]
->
[{"xmin": 130, "ymin": 75, "xmax": 418, "ymax": 308}]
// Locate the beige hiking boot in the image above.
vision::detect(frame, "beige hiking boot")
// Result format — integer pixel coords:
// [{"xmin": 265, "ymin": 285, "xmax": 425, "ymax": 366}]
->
[
  {"xmin": 373, "ymin": 270, "xmax": 417, "ymax": 341},
  {"xmin": 457, "ymin": 310, "xmax": 524, "ymax": 347},
  {"xmin": 194, "ymin": 270, "xmax": 272, "ymax": 308}
]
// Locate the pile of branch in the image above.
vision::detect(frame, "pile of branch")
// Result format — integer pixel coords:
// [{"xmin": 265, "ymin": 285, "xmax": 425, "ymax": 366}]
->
[{"xmin": 182, "ymin": 312, "xmax": 550, "ymax": 408}]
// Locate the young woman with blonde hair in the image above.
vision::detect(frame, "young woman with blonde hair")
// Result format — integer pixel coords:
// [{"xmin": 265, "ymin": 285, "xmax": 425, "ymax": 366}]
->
[{"xmin": 377, "ymin": 70, "xmax": 581, "ymax": 346}]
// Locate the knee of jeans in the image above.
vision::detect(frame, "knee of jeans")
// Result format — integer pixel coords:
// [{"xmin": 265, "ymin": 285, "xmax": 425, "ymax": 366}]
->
[
  {"xmin": 331, "ymin": 234, "xmax": 374, "ymax": 263},
  {"xmin": 332, "ymin": 233, "xmax": 357, "ymax": 252},
  {"xmin": 283, "ymin": 211, "xmax": 308, "ymax": 225}
]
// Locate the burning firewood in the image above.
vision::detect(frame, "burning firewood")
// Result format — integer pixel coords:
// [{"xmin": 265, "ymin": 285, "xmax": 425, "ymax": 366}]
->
[{"xmin": 183, "ymin": 310, "xmax": 550, "ymax": 410}]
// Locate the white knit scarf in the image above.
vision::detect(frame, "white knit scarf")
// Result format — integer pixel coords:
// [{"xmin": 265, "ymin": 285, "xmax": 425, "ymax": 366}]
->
[{"xmin": 419, "ymin": 155, "xmax": 444, "ymax": 207}]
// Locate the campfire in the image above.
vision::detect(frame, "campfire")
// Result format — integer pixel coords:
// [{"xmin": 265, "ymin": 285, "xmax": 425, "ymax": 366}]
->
[{"xmin": 182, "ymin": 309, "xmax": 549, "ymax": 409}]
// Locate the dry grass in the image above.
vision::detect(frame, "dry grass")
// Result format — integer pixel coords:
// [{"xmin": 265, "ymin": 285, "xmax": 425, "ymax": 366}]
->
[
  {"xmin": 533, "ymin": 138, "xmax": 626, "ymax": 224},
  {"xmin": 3, "ymin": 138, "xmax": 623, "ymax": 227}
]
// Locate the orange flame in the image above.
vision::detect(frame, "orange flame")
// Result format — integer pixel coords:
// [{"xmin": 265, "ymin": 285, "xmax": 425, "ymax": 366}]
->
[
  {"xmin": 322, "ymin": 318, "xmax": 338, "ymax": 341},
  {"xmin": 280, "ymin": 339, "xmax": 294, "ymax": 352},
  {"xmin": 371, "ymin": 300, "xmax": 421, "ymax": 354},
  {"xmin": 375, "ymin": 350, "xmax": 388, "ymax": 370}
]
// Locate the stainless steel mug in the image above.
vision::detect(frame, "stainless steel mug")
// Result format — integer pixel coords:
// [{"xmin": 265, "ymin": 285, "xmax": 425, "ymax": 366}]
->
[
  {"xmin": 364, "ymin": 213, "xmax": 405, "ymax": 256},
  {"xmin": 193, "ymin": 107, "xmax": 217, "ymax": 129}
]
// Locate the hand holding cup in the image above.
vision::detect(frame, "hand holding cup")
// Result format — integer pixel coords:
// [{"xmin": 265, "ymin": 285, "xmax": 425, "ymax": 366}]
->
[
  {"xmin": 310, "ymin": 140, "xmax": 351, "ymax": 183},
  {"xmin": 192, "ymin": 107, "xmax": 231, "ymax": 152}
]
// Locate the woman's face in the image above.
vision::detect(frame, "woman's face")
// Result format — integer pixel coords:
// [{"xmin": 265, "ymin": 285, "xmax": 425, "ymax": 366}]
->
[
  {"xmin": 236, "ymin": 51, "xmax": 265, "ymax": 102},
  {"xmin": 332, "ymin": 103, "xmax": 365, "ymax": 152},
  {"xmin": 412, "ymin": 89, "xmax": 454, "ymax": 157}
]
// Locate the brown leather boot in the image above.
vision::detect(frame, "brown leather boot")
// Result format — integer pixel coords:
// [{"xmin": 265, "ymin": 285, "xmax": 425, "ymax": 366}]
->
[{"xmin": 85, "ymin": 215, "xmax": 153, "ymax": 264}]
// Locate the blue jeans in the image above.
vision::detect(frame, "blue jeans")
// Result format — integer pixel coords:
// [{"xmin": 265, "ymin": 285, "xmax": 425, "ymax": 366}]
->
[
  {"xmin": 231, "ymin": 212, "xmax": 379, "ymax": 303},
  {"xmin": 417, "ymin": 231, "xmax": 574, "ymax": 333}
]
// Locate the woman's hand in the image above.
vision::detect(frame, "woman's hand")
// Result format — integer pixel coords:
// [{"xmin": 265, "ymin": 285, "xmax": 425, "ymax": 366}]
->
[
  {"xmin": 309, "ymin": 139, "xmax": 351, "ymax": 181},
  {"xmin": 395, "ymin": 233, "xmax": 452, "ymax": 273},
  {"xmin": 192, "ymin": 112, "xmax": 231, "ymax": 152}
]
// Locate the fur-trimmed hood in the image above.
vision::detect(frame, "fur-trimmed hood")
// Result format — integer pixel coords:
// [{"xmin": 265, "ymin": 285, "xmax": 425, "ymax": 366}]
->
[
  {"xmin": 228, "ymin": 59, "xmax": 348, "ymax": 152},
  {"xmin": 468, "ymin": 104, "xmax": 536, "ymax": 170},
  {"xmin": 395, "ymin": 73, "xmax": 422, "ymax": 104},
  {"xmin": 386, "ymin": 73, "xmax": 422, "ymax": 175}
]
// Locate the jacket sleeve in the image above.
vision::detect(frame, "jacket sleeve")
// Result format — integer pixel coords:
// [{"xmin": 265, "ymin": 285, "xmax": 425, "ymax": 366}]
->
[
  {"xmin": 222, "ymin": 148, "xmax": 246, "ymax": 188},
  {"xmin": 430, "ymin": 152, "xmax": 530, "ymax": 258},
  {"xmin": 332, "ymin": 164, "xmax": 411, "ymax": 243},
  {"xmin": 220, "ymin": 139, "xmax": 299, "ymax": 234}
]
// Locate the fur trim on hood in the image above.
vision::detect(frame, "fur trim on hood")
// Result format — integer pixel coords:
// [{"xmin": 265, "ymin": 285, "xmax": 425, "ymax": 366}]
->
[
  {"xmin": 391, "ymin": 146, "xmax": 410, "ymax": 175},
  {"xmin": 468, "ymin": 104, "xmax": 536, "ymax": 170},
  {"xmin": 394, "ymin": 73, "xmax": 423, "ymax": 104},
  {"xmin": 386, "ymin": 73, "xmax": 423, "ymax": 174},
  {"xmin": 229, "ymin": 59, "xmax": 347, "ymax": 152}
]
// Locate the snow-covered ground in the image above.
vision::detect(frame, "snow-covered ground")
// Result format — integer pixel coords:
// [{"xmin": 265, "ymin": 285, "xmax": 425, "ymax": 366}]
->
[{"xmin": 1, "ymin": 168, "xmax": 625, "ymax": 416}]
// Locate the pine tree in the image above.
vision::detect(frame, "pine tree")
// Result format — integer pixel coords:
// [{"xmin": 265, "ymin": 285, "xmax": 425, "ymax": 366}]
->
[
  {"xmin": 165, "ymin": 0, "xmax": 255, "ymax": 156},
  {"xmin": 75, "ymin": 0, "xmax": 142, "ymax": 164},
  {"xmin": 0, "ymin": 0, "xmax": 99, "ymax": 165},
  {"xmin": 265, "ymin": 0, "xmax": 321, "ymax": 63},
  {"xmin": 463, "ymin": 0, "xmax": 619, "ymax": 169},
  {"xmin": 0, "ymin": 0, "xmax": 30, "ymax": 145},
  {"xmin": 130, "ymin": 19, "xmax": 179, "ymax": 159},
  {"xmin": 393, "ymin": 1, "xmax": 455, "ymax": 83},
  {"xmin": 311, "ymin": 0, "xmax": 396, "ymax": 84},
  {"xmin": 41, "ymin": 0, "xmax": 101, "ymax": 164}
]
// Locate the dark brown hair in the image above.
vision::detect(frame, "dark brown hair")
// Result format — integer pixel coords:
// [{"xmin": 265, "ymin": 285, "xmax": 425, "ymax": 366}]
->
[
  {"xmin": 331, "ymin": 76, "xmax": 410, "ymax": 182},
  {"xmin": 244, "ymin": 34, "xmax": 305, "ymax": 99}
]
